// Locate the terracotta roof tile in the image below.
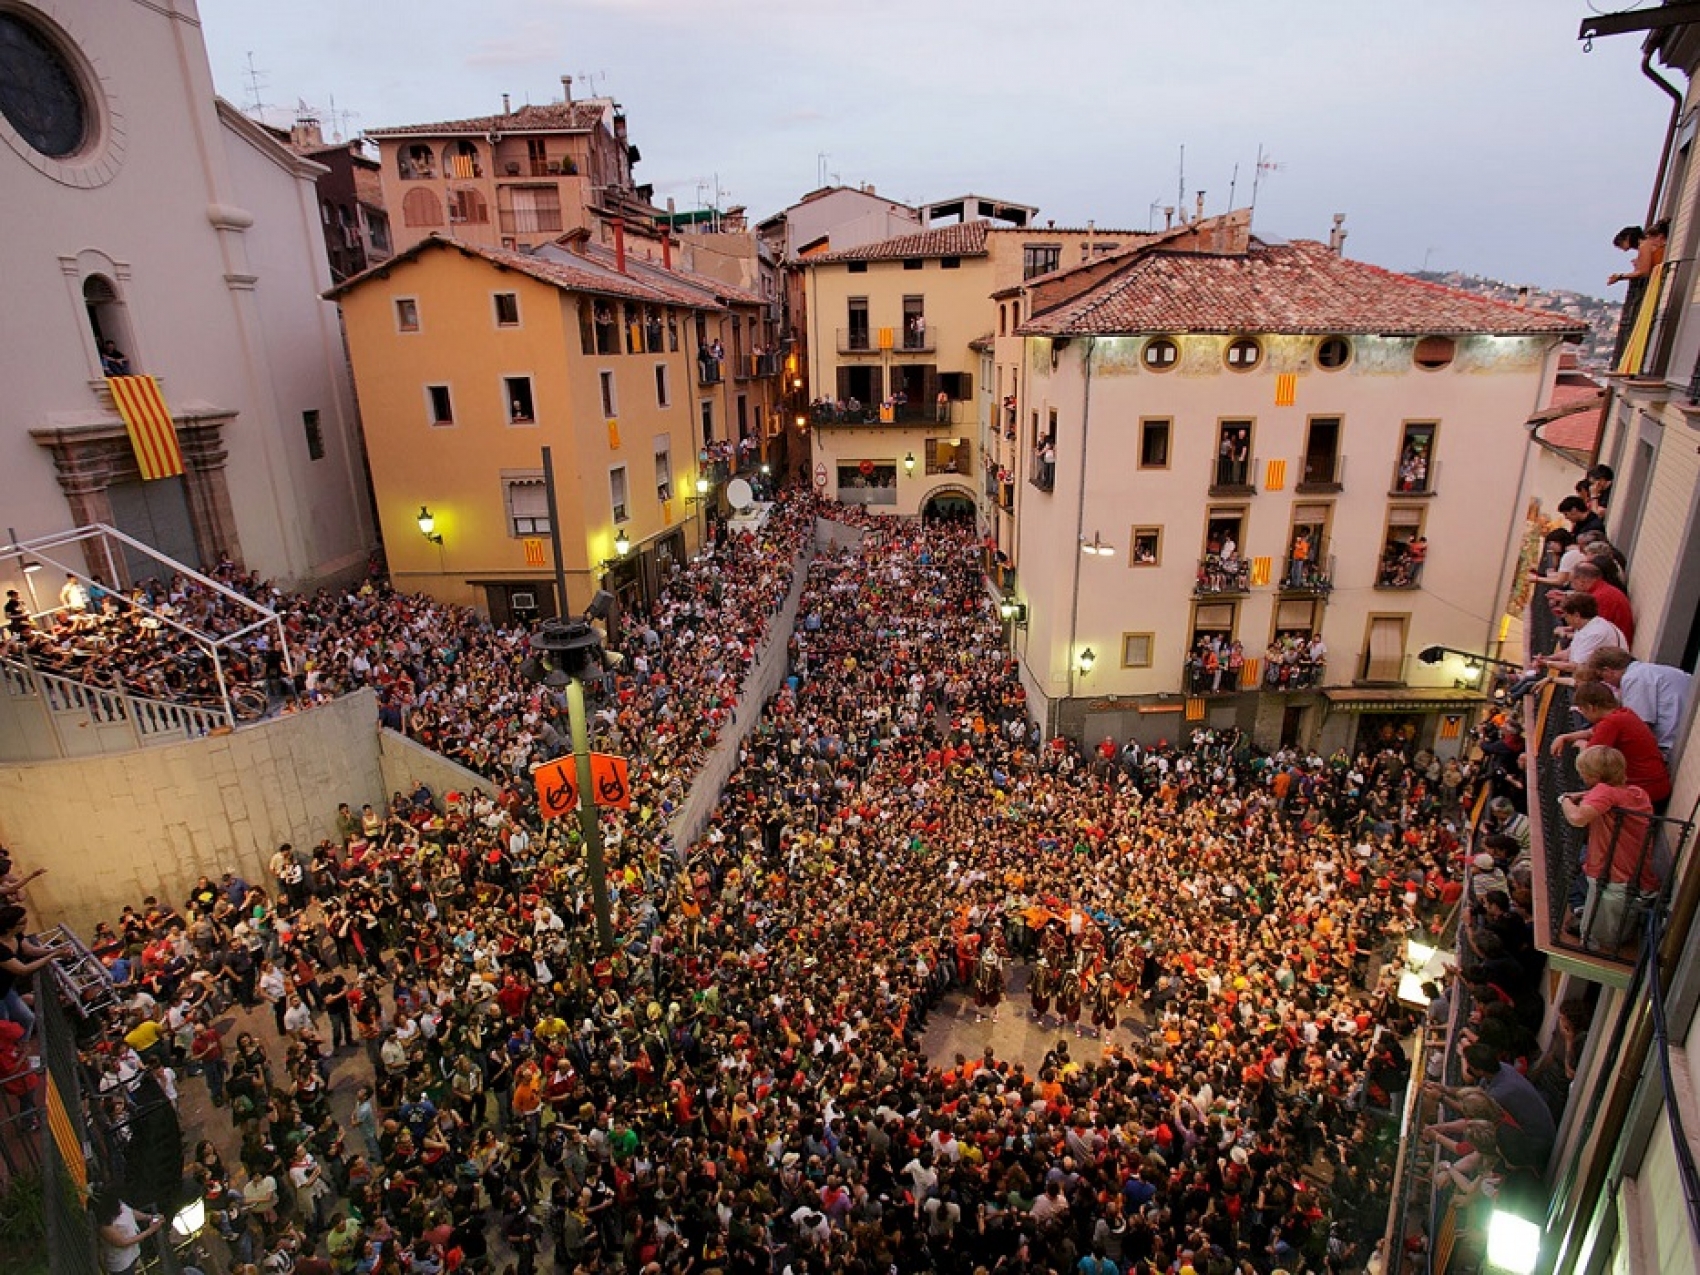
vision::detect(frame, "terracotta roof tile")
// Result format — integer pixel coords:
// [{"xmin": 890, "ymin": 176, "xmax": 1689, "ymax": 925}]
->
[
  {"xmin": 1541, "ymin": 405, "xmax": 1603, "ymax": 454},
  {"xmin": 1018, "ymin": 239, "xmax": 1587, "ymax": 338},
  {"xmin": 325, "ymin": 233, "xmax": 728, "ymax": 311},
  {"xmin": 812, "ymin": 221, "xmax": 991, "ymax": 264},
  {"xmin": 366, "ymin": 101, "xmax": 608, "ymax": 138}
]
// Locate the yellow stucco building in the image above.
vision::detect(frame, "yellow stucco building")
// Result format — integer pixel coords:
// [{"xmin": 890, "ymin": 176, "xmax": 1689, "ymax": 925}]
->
[{"xmin": 330, "ymin": 232, "xmax": 765, "ymax": 623}]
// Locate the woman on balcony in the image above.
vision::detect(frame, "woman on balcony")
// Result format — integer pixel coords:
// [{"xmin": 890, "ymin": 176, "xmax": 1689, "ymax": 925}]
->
[{"xmin": 1560, "ymin": 744, "xmax": 1657, "ymax": 952}]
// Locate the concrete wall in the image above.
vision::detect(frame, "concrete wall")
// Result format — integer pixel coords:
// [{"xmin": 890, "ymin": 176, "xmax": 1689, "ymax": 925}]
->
[
  {"xmin": 378, "ymin": 727, "xmax": 494, "ymax": 804},
  {"xmin": 0, "ymin": 689, "xmax": 383, "ymax": 934},
  {"xmin": 667, "ymin": 546, "xmax": 812, "ymax": 850}
]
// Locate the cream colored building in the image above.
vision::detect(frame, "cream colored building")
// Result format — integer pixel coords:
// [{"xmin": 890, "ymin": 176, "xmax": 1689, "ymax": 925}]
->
[
  {"xmin": 1004, "ymin": 233, "xmax": 1582, "ymax": 754},
  {"xmin": 0, "ymin": 0, "xmax": 375, "ymax": 591},
  {"xmin": 801, "ymin": 215, "xmax": 1169, "ymax": 517}
]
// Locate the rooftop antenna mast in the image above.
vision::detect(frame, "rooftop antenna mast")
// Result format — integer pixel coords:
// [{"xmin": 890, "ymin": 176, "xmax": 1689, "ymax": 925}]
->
[
  {"xmin": 328, "ymin": 93, "xmax": 359, "ymax": 145},
  {"xmin": 817, "ymin": 152, "xmax": 830, "ymax": 187},
  {"xmin": 1227, "ymin": 162, "xmax": 1239, "ymax": 211},
  {"xmin": 242, "ymin": 51, "xmax": 268, "ymax": 117},
  {"xmin": 1177, "ymin": 145, "xmax": 1185, "ymax": 223},
  {"xmin": 577, "ymin": 69, "xmax": 607, "ymax": 97},
  {"xmin": 1148, "ymin": 199, "xmax": 1164, "ymax": 233},
  {"xmin": 1250, "ymin": 144, "xmax": 1283, "ymax": 216}
]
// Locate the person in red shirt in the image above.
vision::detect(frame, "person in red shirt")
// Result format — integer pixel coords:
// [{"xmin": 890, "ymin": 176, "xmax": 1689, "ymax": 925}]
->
[
  {"xmin": 1550, "ymin": 682, "xmax": 1671, "ymax": 808},
  {"xmin": 1569, "ymin": 560, "xmax": 1634, "ymax": 645}
]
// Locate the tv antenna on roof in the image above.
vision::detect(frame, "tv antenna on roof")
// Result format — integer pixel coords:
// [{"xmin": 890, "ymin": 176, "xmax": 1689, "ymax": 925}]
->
[
  {"xmin": 817, "ymin": 152, "xmax": 829, "ymax": 187},
  {"xmin": 328, "ymin": 93, "xmax": 360, "ymax": 144},
  {"xmin": 1250, "ymin": 144, "xmax": 1284, "ymax": 214},
  {"xmin": 577, "ymin": 70, "xmax": 608, "ymax": 97},
  {"xmin": 242, "ymin": 51, "xmax": 269, "ymax": 117}
]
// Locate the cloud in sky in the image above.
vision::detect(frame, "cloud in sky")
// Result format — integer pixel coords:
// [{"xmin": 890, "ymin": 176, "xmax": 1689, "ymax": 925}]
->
[{"xmin": 197, "ymin": 0, "xmax": 1670, "ymax": 295}]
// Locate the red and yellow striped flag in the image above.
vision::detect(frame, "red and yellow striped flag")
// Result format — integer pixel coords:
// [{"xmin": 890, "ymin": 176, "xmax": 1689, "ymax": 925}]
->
[
  {"xmin": 1274, "ymin": 372, "xmax": 1297, "ymax": 406},
  {"xmin": 107, "ymin": 375, "xmax": 184, "ymax": 480},
  {"xmin": 1265, "ymin": 458, "xmax": 1287, "ymax": 490},
  {"xmin": 1185, "ymin": 697, "xmax": 1206, "ymax": 721},
  {"xmin": 1250, "ymin": 555, "xmax": 1273, "ymax": 587},
  {"xmin": 1240, "ymin": 657, "xmax": 1261, "ymax": 688}
]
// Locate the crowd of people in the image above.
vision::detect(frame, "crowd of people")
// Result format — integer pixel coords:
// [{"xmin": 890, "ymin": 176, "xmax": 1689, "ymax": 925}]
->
[{"xmin": 37, "ymin": 497, "xmax": 1532, "ymax": 1275}]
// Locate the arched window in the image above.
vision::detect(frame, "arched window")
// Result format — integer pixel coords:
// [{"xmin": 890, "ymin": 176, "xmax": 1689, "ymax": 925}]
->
[
  {"xmin": 84, "ymin": 274, "xmax": 135, "ymax": 373},
  {"xmin": 443, "ymin": 140, "xmax": 482, "ymax": 179},
  {"xmin": 402, "ymin": 188, "xmax": 443, "ymax": 228},
  {"xmin": 398, "ymin": 144, "xmax": 435, "ymax": 180},
  {"xmin": 447, "ymin": 188, "xmax": 488, "ymax": 225}
]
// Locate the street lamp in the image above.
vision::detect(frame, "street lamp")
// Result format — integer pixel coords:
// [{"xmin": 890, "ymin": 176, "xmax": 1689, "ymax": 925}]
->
[
  {"xmin": 1080, "ymin": 531, "xmax": 1114, "ymax": 557},
  {"xmin": 416, "ymin": 506, "xmax": 443, "ymax": 545},
  {"xmin": 686, "ymin": 475, "xmax": 713, "ymax": 548},
  {"xmin": 998, "ymin": 596, "xmax": 1028, "ymax": 659},
  {"xmin": 521, "ymin": 612, "xmax": 618, "ymax": 951},
  {"xmin": 1077, "ymin": 647, "xmax": 1097, "ymax": 674},
  {"xmin": 904, "ymin": 452, "xmax": 916, "ymax": 475},
  {"xmin": 613, "ymin": 528, "xmax": 630, "ymax": 559}
]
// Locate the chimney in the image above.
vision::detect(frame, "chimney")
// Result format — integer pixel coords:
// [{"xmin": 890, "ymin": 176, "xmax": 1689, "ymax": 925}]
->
[
  {"xmin": 1515, "ymin": 285, "xmax": 1530, "ymax": 308},
  {"xmin": 863, "ymin": 183, "xmax": 875, "ymax": 195},
  {"xmin": 1164, "ymin": 206, "xmax": 1174, "ymax": 230},
  {"xmin": 1195, "ymin": 191, "xmax": 1205, "ymax": 225},
  {"xmin": 612, "ymin": 218, "xmax": 626, "ymax": 274},
  {"xmin": 1329, "ymin": 213, "xmax": 1348, "ymax": 256},
  {"xmin": 562, "ymin": 75, "xmax": 573, "ymax": 103},
  {"xmin": 502, "ymin": 93, "xmax": 511, "ymax": 114}
]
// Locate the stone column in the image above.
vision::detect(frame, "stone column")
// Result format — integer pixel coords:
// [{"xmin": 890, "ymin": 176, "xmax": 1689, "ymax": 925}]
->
[{"xmin": 179, "ymin": 418, "xmax": 243, "ymax": 570}]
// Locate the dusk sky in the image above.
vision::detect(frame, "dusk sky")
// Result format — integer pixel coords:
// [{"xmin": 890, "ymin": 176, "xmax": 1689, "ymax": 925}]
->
[{"xmin": 199, "ymin": 0, "xmax": 1670, "ymax": 298}]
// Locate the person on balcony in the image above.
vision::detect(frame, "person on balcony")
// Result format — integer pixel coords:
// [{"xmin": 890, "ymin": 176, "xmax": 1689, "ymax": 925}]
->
[
  {"xmin": 99, "ymin": 339, "xmax": 132, "ymax": 376},
  {"xmin": 1549, "ymin": 681, "xmax": 1672, "ymax": 812},
  {"xmin": 1584, "ymin": 647, "xmax": 1691, "ymax": 765},
  {"xmin": 1560, "ymin": 744, "xmax": 1658, "ymax": 952},
  {"xmin": 1540, "ymin": 592, "xmax": 1625, "ymax": 678},
  {"xmin": 1288, "ymin": 531, "xmax": 1311, "ymax": 588},
  {"xmin": 1566, "ymin": 560, "xmax": 1634, "ymax": 646}
]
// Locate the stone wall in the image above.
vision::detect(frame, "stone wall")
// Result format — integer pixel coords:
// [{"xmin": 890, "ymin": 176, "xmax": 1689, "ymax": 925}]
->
[
  {"xmin": 378, "ymin": 728, "xmax": 494, "ymax": 805},
  {"xmin": 0, "ymin": 689, "xmax": 384, "ymax": 934},
  {"xmin": 666, "ymin": 547, "xmax": 812, "ymax": 850}
]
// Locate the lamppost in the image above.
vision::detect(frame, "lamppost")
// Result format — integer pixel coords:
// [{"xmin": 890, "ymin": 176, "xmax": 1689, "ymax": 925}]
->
[
  {"xmin": 686, "ymin": 474, "xmax": 712, "ymax": 549},
  {"xmin": 521, "ymin": 611, "xmax": 618, "ymax": 951},
  {"xmin": 998, "ymin": 596, "xmax": 1028, "ymax": 660}
]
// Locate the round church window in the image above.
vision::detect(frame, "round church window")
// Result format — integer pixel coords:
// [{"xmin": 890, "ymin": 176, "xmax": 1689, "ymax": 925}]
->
[{"xmin": 0, "ymin": 11, "xmax": 89, "ymax": 158}]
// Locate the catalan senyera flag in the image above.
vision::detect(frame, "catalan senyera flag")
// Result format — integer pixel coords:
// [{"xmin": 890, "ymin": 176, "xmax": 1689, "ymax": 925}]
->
[
  {"xmin": 522, "ymin": 538, "xmax": 546, "ymax": 568},
  {"xmin": 1185, "ymin": 697, "xmax": 1206, "ymax": 721},
  {"xmin": 1265, "ymin": 458, "xmax": 1287, "ymax": 490},
  {"xmin": 1274, "ymin": 372, "xmax": 1297, "ymax": 406},
  {"xmin": 107, "ymin": 375, "xmax": 184, "ymax": 480},
  {"xmin": 1250, "ymin": 555, "xmax": 1273, "ymax": 587},
  {"xmin": 1240, "ymin": 658, "xmax": 1262, "ymax": 688}
]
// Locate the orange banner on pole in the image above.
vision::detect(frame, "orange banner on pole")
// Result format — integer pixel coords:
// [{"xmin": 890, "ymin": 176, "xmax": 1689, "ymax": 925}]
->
[
  {"xmin": 533, "ymin": 752, "xmax": 632, "ymax": 817},
  {"xmin": 533, "ymin": 757, "xmax": 579, "ymax": 819},
  {"xmin": 107, "ymin": 375, "xmax": 184, "ymax": 480},
  {"xmin": 589, "ymin": 752, "xmax": 632, "ymax": 809}
]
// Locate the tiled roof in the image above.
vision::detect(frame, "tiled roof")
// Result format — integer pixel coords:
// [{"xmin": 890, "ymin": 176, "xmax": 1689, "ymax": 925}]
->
[
  {"xmin": 1541, "ymin": 404, "xmax": 1603, "ymax": 455},
  {"xmin": 812, "ymin": 220, "xmax": 991, "ymax": 264},
  {"xmin": 366, "ymin": 101, "xmax": 608, "ymax": 139},
  {"xmin": 1018, "ymin": 239, "xmax": 1587, "ymax": 338},
  {"xmin": 324, "ymin": 233, "xmax": 728, "ymax": 311}
]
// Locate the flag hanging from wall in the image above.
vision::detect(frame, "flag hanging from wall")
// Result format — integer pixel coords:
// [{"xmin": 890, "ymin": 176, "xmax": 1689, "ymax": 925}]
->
[
  {"xmin": 1274, "ymin": 372, "xmax": 1297, "ymax": 406},
  {"xmin": 107, "ymin": 376, "xmax": 184, "ymax": 480}
]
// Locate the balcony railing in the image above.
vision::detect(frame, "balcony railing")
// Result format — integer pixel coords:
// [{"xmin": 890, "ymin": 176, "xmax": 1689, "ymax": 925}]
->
[
  {"xmin": 1193, "ymin": 554, "xmax": 1250, "ymax": 595},
  {"xmin": 697, "ymin": 359, "xmax": 723, "ymax": 386},
  {"xmin": 834, "ymin": 325, "xmax": 937, "ymax": 354},
  {"xmin": 1376, "ymin": 553, "xmax": 1426, "ymax": 589},
  {"xmin": 1278, "ymin": 552, "xmax": 1334, "ymax": 595},
  {"xmin": 1029, "ymin": 451, "xmax": 1055, "ymax": 492},
  {"xmin": 836, "ymin": 486, "xmax": 897, "ymax": 506},
  {"xmin": 735, "ymin": 352, "xmax": 782, "ymax": 380},
  {"xmin": 1296, "ymin": 451, "xmax": 1346, "ymax": 492},
  {"xmin": 1261, "ymin": 655, "xmax": 1326, "ymax": 690},
  {"xmin": 1209, "ymin": 454, "xmax": 1257, "ymax": 495},
  {"xmin": 811, "ymin": 403, "xmax": 962, "ymax": 427}
]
